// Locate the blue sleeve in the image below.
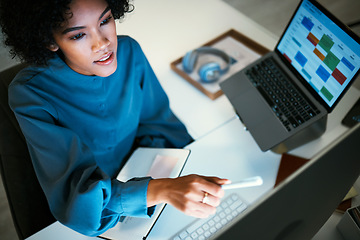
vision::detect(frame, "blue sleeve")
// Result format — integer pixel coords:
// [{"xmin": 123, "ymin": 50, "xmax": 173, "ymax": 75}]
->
[
  {"xmin": 8, "ymin": 83, "xmax": 153, "ymax": 237},
  {"xmin": 132, "ymin": 43, "xmax": 193, "ymax": 148}
]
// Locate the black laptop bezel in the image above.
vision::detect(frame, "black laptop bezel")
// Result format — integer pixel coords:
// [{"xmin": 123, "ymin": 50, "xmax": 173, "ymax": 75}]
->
[{"xmin": 274, "ymin": 0, "xmax": 360, "ymax": 113}]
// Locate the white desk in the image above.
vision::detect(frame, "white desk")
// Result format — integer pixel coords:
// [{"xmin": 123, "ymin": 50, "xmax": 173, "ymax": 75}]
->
[
  {"xmin": 147, "ymin": 116, "xmax": 282, "ymax": 239},
  {"xmin": 116, "ymin": 0, "xmax": 277, "ymax": 139},
  {"xmin": 26, "ymin": 0, "xmax": 360, "ymax": 239}
]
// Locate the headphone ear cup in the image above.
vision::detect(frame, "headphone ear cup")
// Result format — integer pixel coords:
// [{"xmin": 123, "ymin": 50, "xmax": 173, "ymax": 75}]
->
[
  {"xmin": 198, "ymin": 62, "xmax": 221, "ymax": 83},
  {"xmin": 182, "ymin": 51, "xmax": 198, "ymax": 73}
]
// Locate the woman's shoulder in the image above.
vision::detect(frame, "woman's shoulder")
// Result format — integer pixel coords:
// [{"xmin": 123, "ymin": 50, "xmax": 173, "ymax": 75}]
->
[
  {"xmin": 8, "ymin": 64, "xmax": 58, "ymax": 116},
  {"xmin": 10, "ymin": 65, "xmax": 47, "ymax": 88},
  {"xmin": 10, "ymin": 55, "xmax": 71, "ymax": 88},
  {"xmin": 117, "ymin": 35, "xmax": 139, "ymax": 45},
  {"xmin": 117, "ymin": 35, "xmax": 143, "ymax": 53}
]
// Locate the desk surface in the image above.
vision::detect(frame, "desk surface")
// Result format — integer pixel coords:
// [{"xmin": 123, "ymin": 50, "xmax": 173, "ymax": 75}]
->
[
  {"xmin": 116, "ymin": 0, "xmax": 278, "ymax": 139},
  {"xmin": 26, "ymin": 0, "xmax": 360, "ymax": 239},
  {"xmin": 147, "ymin": 117, "xmax": 282, "ymax": 239}
]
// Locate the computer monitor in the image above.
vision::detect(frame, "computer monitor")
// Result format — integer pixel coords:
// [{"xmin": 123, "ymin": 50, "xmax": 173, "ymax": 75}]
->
[{"xmin": 211, "ymin": 123, "xmax": 360, "ymax": 240}]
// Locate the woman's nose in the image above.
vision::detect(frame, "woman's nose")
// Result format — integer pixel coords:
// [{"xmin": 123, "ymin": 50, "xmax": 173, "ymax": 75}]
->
[{"xmin": 92, "ymin": 34, "xmax": 110, "ymax": 52}]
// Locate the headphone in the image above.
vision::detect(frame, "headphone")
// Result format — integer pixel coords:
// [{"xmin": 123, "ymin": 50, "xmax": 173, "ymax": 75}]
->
[{"xmin": 182, "ymin": 46, "xmax": 231, "ymax": 83}]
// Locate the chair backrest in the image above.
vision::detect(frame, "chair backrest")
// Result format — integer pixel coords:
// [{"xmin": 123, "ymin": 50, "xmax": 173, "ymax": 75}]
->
[{"xmin": 0, "ymin": 64, "xmax": 55, "ymax": 239}]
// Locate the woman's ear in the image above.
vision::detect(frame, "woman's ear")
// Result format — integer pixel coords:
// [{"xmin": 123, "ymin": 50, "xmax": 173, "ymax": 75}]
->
[{"xmin": 47, "ymin": 43, "xmax": 59, "ymax": 52}]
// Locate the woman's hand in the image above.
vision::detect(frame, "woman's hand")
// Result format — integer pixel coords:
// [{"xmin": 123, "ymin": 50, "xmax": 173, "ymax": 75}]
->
[{"xmin": 147, "ymin": 174, "xmax": 231, "ymax": 218}]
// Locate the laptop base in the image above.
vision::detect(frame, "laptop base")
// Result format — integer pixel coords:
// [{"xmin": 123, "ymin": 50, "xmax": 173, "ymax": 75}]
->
[{"xmin": 271, "ymin": 115, "xmax": 327, "ymax": 154}]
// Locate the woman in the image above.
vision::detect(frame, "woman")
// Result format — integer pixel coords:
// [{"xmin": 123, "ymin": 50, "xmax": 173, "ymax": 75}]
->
[{"xmin": 0, "ymin": 0, "xmax": 229, "ymax": 236}]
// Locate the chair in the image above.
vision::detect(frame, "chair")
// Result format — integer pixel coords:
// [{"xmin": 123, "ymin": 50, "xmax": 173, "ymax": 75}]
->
[{"xmin": 0, "ymin": 64, "xmax": 55, "ymax": 239}]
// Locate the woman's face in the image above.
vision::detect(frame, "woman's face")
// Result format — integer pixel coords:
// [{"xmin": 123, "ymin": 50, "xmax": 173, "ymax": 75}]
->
[{"xmin": 50, "ymin": 0, "xmax": 118, "ymax": 77}]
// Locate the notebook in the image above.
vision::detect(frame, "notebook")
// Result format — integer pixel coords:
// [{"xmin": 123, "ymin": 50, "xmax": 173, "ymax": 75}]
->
[
  {"xmin": 100, "ymin": 147, "xmax": 190, "ymax": 240},
  {"xmin": 220, "ymin": 0, "xmax": 360, "ymax": 153}
]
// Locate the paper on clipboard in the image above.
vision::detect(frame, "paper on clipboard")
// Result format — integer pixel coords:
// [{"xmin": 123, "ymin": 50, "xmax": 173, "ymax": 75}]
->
[
  {"xmin": 147, "ymin": 155, "xmax": 179, "ymax": 179},
  {"xmin": 100, "ymin": 148, "xmax": 190, "ymax": 240}
]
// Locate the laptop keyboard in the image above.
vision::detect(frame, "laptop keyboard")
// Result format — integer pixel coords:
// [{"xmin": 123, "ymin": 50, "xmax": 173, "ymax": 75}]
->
[
  {"xmin": 171, "ymin": 193, "xmax": 247, "ymax": 240},
  {"xmin": 246, "ymin": 57, "xmax": 320, "ymax": 132}
]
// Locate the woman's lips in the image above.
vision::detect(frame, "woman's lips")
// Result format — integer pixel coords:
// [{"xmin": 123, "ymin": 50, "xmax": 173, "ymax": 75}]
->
[{"xmin": 94, "ymin": 52, "xmax": 114, "ymax": 65}]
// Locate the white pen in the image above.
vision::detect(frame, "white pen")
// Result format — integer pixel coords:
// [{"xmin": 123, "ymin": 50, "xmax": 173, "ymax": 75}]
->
[{"xmin": 222, "ymin": 176, "xmax": 263, "ymax": 190}]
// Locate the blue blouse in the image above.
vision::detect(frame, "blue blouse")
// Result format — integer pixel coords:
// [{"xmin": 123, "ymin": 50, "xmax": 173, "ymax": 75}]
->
[{"xmin": 8, "ymin": 36, "xmax": 192, "ymax": 236}]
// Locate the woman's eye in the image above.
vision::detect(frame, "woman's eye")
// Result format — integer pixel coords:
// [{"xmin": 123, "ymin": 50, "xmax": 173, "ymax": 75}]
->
[
  {"xmin": 100, "ymin": 15, "xmax": 113, "ymax": 26},
  {"xmin": 70, "ymin": 33, "xmax": 85, "ymax": 40}
]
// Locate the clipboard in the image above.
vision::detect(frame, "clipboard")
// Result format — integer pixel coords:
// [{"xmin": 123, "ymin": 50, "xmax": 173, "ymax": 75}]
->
[
  {"xmin": 100, "ymin": 147, "xmax": 191, "ymax": 240},
  {"xmin": 170, "ymin": 29, "xmax": 270, "ymax": 100}
]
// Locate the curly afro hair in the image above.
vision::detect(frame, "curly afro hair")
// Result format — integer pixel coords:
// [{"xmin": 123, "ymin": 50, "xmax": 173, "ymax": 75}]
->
[{"xmin": 0, "ymin": 0, "xmax": 133, "ymax": 66}]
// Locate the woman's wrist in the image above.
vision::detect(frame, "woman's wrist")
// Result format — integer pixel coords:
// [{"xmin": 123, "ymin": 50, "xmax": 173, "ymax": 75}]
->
[{"xmin": 147, "ymin": 178, "xmax": 172, "ymax": 207}]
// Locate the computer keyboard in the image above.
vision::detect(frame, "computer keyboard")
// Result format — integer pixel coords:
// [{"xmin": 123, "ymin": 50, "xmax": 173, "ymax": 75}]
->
[
  {"xmin": 245, "ymin": 57, "xmax": 320, "ymax": 132},
  {"xmin": 171, "ymin": 193, "xmax": 247, "ymax": 240}
]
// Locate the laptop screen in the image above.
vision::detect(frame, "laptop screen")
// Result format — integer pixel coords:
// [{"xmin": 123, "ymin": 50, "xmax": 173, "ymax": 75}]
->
[{"xmin": 276, "ymin": 0, "xmax": 360, "ymax": 110}]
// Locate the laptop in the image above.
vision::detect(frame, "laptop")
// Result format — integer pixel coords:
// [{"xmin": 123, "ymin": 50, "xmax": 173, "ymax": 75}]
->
[
  {"xmin": 211, "ymin": 123, "xmax": 360, "ymax": 240},
  {"xmin": 220, "ymin": 0, "xmax": 360, "ymax": 153}
]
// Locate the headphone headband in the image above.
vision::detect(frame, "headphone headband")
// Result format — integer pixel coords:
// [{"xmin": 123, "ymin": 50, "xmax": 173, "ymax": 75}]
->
[{"xmin": 182, "ymin": 47, "xmax": 231, "ymax": 83}]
